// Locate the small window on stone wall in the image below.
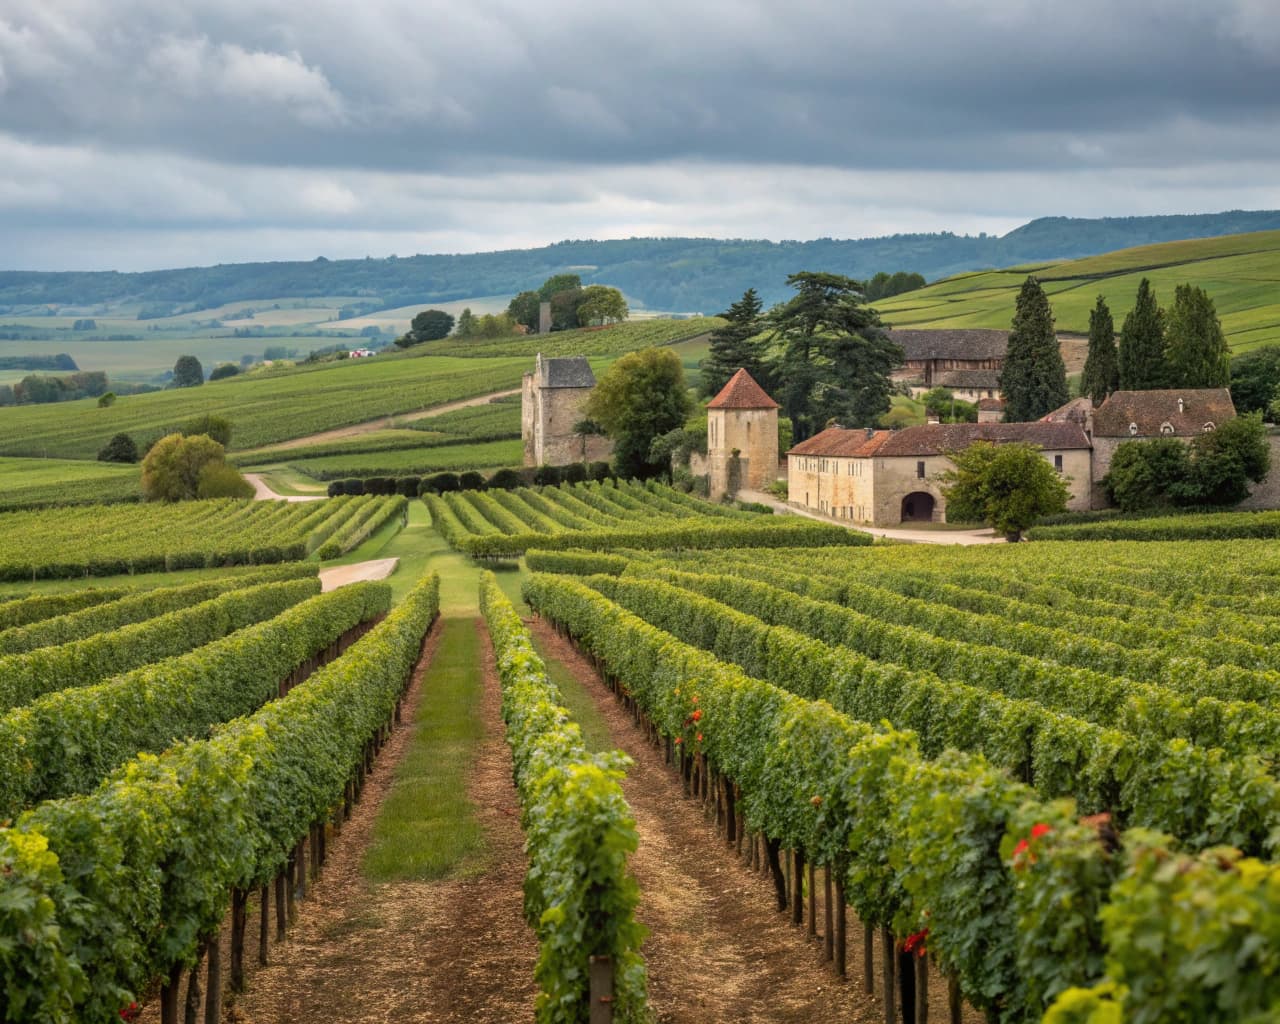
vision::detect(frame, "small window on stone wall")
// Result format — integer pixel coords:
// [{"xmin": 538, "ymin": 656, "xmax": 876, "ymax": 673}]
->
[
  {"xmin": 1054, "ymin": 454, "xmax": 1063, "ymax": 472},
  {"xmin": 916, "ymin": 460, "xmax": 925, "ymax": 479}
]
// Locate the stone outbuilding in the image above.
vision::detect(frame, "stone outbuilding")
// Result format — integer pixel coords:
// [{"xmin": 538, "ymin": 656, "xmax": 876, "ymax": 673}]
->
[
  {"xmin": 706, "ymin": 368, "xmax": 779, "ymax": 500},
  {"xmin": 521, "ymin": 354, "xmax": 613, "ymax": 467},
  {"xmin": 888, "ymin": 329, "xmax": 1008, "ymax": 390},
  {"xmin": 787, "ymin": 421, "xmax": 1092, "ymax": 525}
]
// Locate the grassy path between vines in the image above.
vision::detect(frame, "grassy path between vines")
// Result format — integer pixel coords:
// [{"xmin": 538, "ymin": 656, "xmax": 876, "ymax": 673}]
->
[
  {"xmin": 231, "ymin": 615, "xmax": 538, "ymax": 1023},
  {"xmin": 526, "ymin": 615, "xmax": 982, "ymax": 1024}
]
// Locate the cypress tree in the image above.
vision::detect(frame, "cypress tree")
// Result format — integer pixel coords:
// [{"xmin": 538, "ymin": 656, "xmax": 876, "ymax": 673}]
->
[
  {"xmin": 700, "ymin": 288, "xmax": 767, "ymax": 398},
  {"xmin": 1080, "ymin": 295, "xmax": 1119, "ymax": 404},
  {"xmin": 1164, "ymin": 283, "xmax": 1229, "ymax": 388},
  {"xmin": 999, "ymin": 276, "xmax": 1068, "ymax": 421},
  {"xmin": 1117, "ymin": 278, "xmax": 1166, "ymax": 390}
]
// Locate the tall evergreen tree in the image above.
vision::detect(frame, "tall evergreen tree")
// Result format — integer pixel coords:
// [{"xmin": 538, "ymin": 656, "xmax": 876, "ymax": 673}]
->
[
  {"xmin": 1080, "ymin": 295, "xmax": 1119, "ymax": 404},
  {"xmin": 1164, "ymin": 283, "xmax": 1229, "ymax": 388},
  {"xmin": 699, "ymin": 288, "xmax": 767, "ymax": 398},
  {"xmin": 998, "ymin": 276, "xmax": 1067, "ymax": 422},
  {"xmin": 1117, "ymin": 278, "xmax": 1166, "ymax": 390},
  {"xmin": 763, "ymin": 271, "xmax": 901, "ymax": 439}
]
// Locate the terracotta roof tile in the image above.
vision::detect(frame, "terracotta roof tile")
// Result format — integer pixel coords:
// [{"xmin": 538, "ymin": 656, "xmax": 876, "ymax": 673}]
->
[
  {"xmin": 787, "ymin": 427, "xmax": 892, "ymax": 458},
  {"xmin": 875, "ymin": 422, "xmax": 1091, "ymax": 457},
  {"xmin": 1092, "ymin": 389, "xmax": 1235, "ymax": 437},
  {"xmin": 707, "ymin": 368, "xmax": 779, "ymax": 410}
]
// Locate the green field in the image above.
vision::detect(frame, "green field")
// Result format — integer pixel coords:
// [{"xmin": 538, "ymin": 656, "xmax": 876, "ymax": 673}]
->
[
  {"xmin": 0, "ymin": 354, "xmax": 530, "ymax": 460},
  {"xmin": 875, "ymin": 229, "xmax": 1280, "ymax": 351},
  {"xmin": 0, "ymin": 457, "xmax": 141, "ymax": 509}
]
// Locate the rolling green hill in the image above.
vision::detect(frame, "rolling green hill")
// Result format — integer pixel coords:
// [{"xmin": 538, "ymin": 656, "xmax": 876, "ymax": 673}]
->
[
  {"xmin": 875, "ymin": 229, "xmax": 1280, "ymax": 352},
  {"xmin": 0, "ymin": 318, "xmax": 718, "ymax": 462},
  {"xmin": 8, "ymin": 211, "xmax": 1280, "ymax": 318}
]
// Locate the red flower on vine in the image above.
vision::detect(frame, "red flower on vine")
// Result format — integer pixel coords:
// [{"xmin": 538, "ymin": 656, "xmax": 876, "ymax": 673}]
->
[
  {"xmin": 1012, "ymin": 823, "xmax": 1052, "ymax": 871},
  {"xmin": 120, "ymin": 1003, "xmax": 140, "ymax": 1022},
  {"xmin": 696, "ymin": 733, "xmax": 703, "ymax": 743},
  {"xmin": 674, "ymin": 736, "xmax": 682, "ymax": 745},
  {"xmin": 903, "ymin": 928, "xmax": 929, "ymax": 958},
  {"xmin": 691, "ymin": 709, "xmax": 702, "ymax": 722}
]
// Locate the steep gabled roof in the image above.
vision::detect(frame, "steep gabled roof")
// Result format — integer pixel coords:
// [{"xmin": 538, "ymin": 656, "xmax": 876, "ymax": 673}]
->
[
  {"xmin": 707, "ymin": 368, "xmax": 779, "ymax": 410},
  {"xmin": 888, "ymin": 329, "xmax": 1008, "ymax": 362},
  {"xmin": 787, "ymin": 427, "xmax": 892, "ymax": 458},
  {"xmin": 537, "ymin": 354, "xmax": 596, "ymax": 389},
  {"xmin": 875, "ymin": 421, "xmax": 1091, "ymax": 457},
  {"xmin": 1091, "ymin": 389, "xmax": 1235, "ymax": 437}
]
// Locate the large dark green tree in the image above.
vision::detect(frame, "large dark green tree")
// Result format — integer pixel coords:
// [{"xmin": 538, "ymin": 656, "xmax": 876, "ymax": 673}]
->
[
  {"xmin": 584, "ymin": 347, "xmax": 695, "ymax": 478},
  {"xmin": 1118, "ymin": 278, "xmax": 1166, "ymax": 390},
  {"xmin": 171, "ymin": 355, "xmax": 204, "ymax": 388},
  {"xmin": 507, "ymin": 291, "xmax": 541, "ymax": 332},
  {"xmin": 1164, "ymin": 284, "xmax": 1229, "ymax": 389},
  {"xmin": 699, "ymin": 288, "xmax": 768, "ymax": 398},
  {"xmin": 1080, "ymin": 295, "xmax": 1119, "ymax": 404},
  {"xmin": 395, "ymin": 309, "xmax": 455, "ymax": 347},
  {"xmin": 998, "ymin": 276, "xmax": 1067, "ymax": 421},
  {"xmin": 1230, "ymin": 346, "xmax": 1280, "ymax": 414},
  {"xmin": 764, "ymin": 272, "xmax": 901, "ymax": 440}
]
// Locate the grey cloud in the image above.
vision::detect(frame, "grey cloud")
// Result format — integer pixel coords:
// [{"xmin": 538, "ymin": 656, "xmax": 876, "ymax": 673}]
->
[{"xmin": 1, "ymin": 0, "xmax": 1279, "ymax": 173}]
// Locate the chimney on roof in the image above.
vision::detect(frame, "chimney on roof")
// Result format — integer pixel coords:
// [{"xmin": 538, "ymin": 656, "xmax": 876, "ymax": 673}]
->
[
  {"xmin": 865, "ymin": 427, "xmax": 875, "ymax": 439},
  {"xmin": 1178, "ymin": 397, "xmax": 1185, "ymax": 413}
]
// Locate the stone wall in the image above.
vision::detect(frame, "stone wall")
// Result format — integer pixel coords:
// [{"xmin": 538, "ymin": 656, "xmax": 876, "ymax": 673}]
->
[
  {"xmin": 708, "ymin": 406, "xmax": 778, "ymax": 498},
  {"xmin": 788, "ymin": 454, "xmax": 876, "ymax": 520},
  {"xmin": 522, "ymin": 377, "xmax": 613, "ymax": 467}
]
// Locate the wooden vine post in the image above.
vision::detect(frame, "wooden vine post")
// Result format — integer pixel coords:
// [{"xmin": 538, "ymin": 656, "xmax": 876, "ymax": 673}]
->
[
  {"xmin": 204, "ymin": 930, "xmax": 222, "ymax": 1024},
  {"xmin": 588, "ymin": 955, "xmax": 614, "ymax": 1024}
]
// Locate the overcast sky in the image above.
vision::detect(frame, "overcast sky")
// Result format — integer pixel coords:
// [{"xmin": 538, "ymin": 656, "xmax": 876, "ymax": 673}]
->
[{"xmin": 3, "ymin": 0, "xmax": 1280, "ymax": 271}]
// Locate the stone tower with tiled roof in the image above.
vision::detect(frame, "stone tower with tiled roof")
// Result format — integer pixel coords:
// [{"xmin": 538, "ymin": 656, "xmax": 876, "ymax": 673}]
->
[{"xmin": 706, "ymin": 368, "xmax": 779, "ymax": 499}]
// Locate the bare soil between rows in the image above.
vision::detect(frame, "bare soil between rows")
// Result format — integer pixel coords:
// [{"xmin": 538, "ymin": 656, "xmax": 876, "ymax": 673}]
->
[
  {"xmin": 527, "ymin": 615, "xmax": 982, "ymax": 1024},
  {"xmin": 229, "ymin": 618, "xmax": 537, "ymax": 1024}
]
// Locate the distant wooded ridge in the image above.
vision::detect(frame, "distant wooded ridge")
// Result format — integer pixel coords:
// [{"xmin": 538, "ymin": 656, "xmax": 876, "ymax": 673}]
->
[{"xmin": 6, "ymin": 210, "xmax": 1280, "ymax": 315}]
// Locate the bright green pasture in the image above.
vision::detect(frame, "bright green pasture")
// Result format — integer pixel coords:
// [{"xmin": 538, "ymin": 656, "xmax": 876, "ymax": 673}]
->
[
  {"xmin": 875, "ymin": 229, "xmax": 1280, "ymax": 350},
  {"xmin": 0, "ymin": 353, "xmax": 529, "ymax": 459}
]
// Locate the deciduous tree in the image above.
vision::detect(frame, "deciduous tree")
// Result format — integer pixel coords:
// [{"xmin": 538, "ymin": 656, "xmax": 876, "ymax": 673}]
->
[
  {"xmin": 1164, "ymin": 283, "xmax": 1229, "ymax": 388},
  {"xmin": 1230, "ymin": 346, "xmax": 1280, "ymax": 414},
  {"xmin": 584, "ymin": 347, "xmax": 695, "ymax": 478},
  {"xmin": 141, "ymin": 433, "xmax": 228, "ymax": 501},
  {"xmin": 1080, "ymin": 295, "xmax": 1119, "ymax": 404},
  {"xmin": 1117, "ymin": 278, "xmax": 1166, "ymax": 390},
  {"xmin": 395, "ymin": 309, "xmax": 455, "ymax": 347},
  {"xmin": 576, "ymin": 285, "xmax": 628, "ymax": 325},
  {"xmin": 171, "ymin": 355, "xmax": 204, "ymax": 388},
  {"xmin": 939, "ymin": 441, "xmax": 1070, "ymax": 540}
]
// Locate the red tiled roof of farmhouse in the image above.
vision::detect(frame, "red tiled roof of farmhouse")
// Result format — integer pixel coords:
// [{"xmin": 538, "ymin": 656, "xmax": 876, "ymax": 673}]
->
[
  {"xmin": 787, "ymin": 427, "xmax": 892, "ymax": 458},
  {"xmin": 1091, "ymin": 389, "xmax": 1236, "ymax": 437},
  {"xmin": 707, "ymin": 368, "xmax": 779, "ymax": 410},
  {"xmin": 875, "ymin": 421, "xmax": 1091, "ymax": 457}
]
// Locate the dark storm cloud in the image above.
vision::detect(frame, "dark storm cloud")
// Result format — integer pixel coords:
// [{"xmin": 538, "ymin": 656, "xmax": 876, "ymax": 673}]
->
[
  {"xmin": 3, "ymin": 0, "xmax": 1279, "ymax": 173},
  {"xmin": 2, "ymin": 0, "xmax": 1280, "ymax": 270}
]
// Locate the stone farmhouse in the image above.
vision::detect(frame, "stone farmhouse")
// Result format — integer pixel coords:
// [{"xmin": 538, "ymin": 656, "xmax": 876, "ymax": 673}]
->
[
  {"xmin": 789, "ymin": 385, "xmax": 1280, "ymax": 526},
  {"xmin": 520, "ymin": 354, "xmax": 613, "ymax": 467},
  {"xmin": 889, "ymin": 328, "xmax": 1008, "ymax": 403},
  {"xmin": 788, "ymin": 421, "xmax": 1092, "ymax": 524}
]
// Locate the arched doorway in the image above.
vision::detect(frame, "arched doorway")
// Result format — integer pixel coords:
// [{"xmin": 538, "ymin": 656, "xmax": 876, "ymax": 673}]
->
[{"xmin": 900, "ymin": 492, "xmax": 935, "ymax": 523}]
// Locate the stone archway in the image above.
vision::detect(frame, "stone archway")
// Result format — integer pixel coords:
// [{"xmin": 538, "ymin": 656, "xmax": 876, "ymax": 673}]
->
[{"xmin": 900, "ymin": 491, "xmax": 935, "ymax": 523}]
